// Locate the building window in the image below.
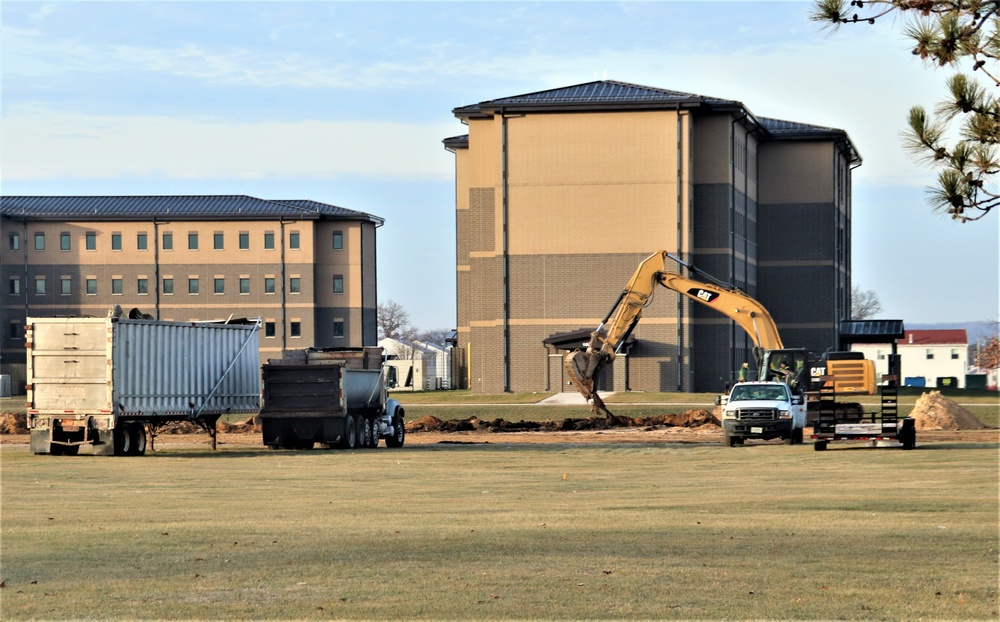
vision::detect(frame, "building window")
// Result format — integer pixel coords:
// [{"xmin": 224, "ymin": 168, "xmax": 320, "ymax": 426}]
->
[
  {"xmin": 188, "ymin": 233, "xmax": 199, "ymax": 250},
  {"xmin": 111, "ymin": 233, "xmax": 122, "ymax": 251},
  {"xmin": 35, "ymin": 276, "xmax": 46, "ymax": 295},
  {"xmin": 61, "ymin": 278, "xmax": 71, "ymax": 295},
  {"xmin": 951, "ymin": 348, "xmax": 960, "ymax": 360},
  {"xmin": 290, "ymin": 321, "xmax": 301, "ymax": 338},
  {"xmin": 9, "ymin": 232, "xmax": 19, "ymax": 251},
  {"xmin": 289, "ymin": 231, "xmax": 300, "ymax": 250},
  {"xmin": 876, "ymin": 350, "xmax": 885, "ymax": 361},
  {"xmin": 34, "ymin": 232, "xmax": 45, "ymax": 251},
  {"xmin": 264, "ymin": 277, "xmax": 275, "ymax": 294},
  {"xmin": 137, "ymin": 233, "xmax": 148, "ymax": 251},
  {"xmin": 239, "ymin": 277, "xmax": 250, "ymax": 294},
  {"xmin": 332, "ymin": 231, "xmax": 343, "ymax": 250},
  {"xmin": 60, "ymin": 232, "xmax": 71, "ymax": 251},
  {"xmin": 926, "ymin": 349, "xmax": 934, "ymax": 360},
  {"xmin": 214, "ymin": 278, "xmax": 225, "ymax": 294},
  {"xmin": 163, "ymin": 232, "xmax": 173, "ymax": 250},
  {"xmin": 264, "ymin": 232, "xmax": 275, "ymax": 250},
  {"xmin": 239, "ymin": 232, "xmax": 250, "ymax": 250},
  {"xmin": 137, "ymin": 278, "xmax": 149, "ymax": 295},
  {"xmin": 333, "ymin": 275, "xmax": 344, "ymax": 294},
  {"xmin": 289, "ymin": 277, "xmax": 301, "ymax": 294},
  {"xmin": 112, "ymin": 278, "xmax": 123, "ymax": 295},
  {"xmin": 333, "ymin": 321, "xmax": 345, "ymax": 338},
  {"xmin": 9, "ymin": 277, "xmax": 21, "ymax": 295},
  {"xmin": 214, "ymin": 233, "xmax": 224, "ymax": 250},
  {"xmin": 188, "ymin": 278, "xmax": 200, "ymax": 294},
  {"xmin": 10, "ymin": 320, "xmax": 23, "ymax": 340},
  {"xmin": 264, "ymin": 321, "xmax": 276, "ymax": 338},
  {"xmin": 163, "ymin": 278, "xmax": 174, "ymax": 295},
  {"xmin": 86, "ymin": 278, "xmax": 97, "ymax": 295},
  {"xmin": 86, "ymin": 232, "xmax": 97, "ymax": 250}
]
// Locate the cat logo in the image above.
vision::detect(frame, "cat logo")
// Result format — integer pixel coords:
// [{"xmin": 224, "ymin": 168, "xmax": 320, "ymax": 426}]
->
[{"xmin": 688, "ymin": 288, "xmax": 719, "ymax": 303}]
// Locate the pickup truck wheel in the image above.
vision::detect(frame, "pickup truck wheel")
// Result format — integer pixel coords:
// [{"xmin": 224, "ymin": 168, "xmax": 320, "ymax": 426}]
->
[
  {"xmin": 724, "ymin": 431, "xmax": 737, "ymax": 447},
  {"xmin": 385, "ymin": 417, "xmax": 405, "ymax": 448},
  {"xmin": 793, "ymin": 428, "xmax": 804, "ymax": 445}
]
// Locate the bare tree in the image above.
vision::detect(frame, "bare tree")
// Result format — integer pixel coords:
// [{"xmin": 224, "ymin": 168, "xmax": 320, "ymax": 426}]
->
[
  {"xmin": 851, "ymin": 285, "xmax": 883, "ymax": 320},
  {"xmin": 377, "ymin": 300, "xmax": 415, "ymax": 340},
  {"xmin": 812, "ymin": 0, "xmax": 1000, "ymax": 222},
  {"xmin": 416, "ymin": 328, "xmax": 451, "ymax": 346}
]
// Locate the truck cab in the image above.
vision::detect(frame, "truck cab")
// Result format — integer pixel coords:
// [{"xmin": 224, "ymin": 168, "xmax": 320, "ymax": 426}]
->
[{"xmin": 716, "ymin": 381, "xmax": 806, "ymax": 447}]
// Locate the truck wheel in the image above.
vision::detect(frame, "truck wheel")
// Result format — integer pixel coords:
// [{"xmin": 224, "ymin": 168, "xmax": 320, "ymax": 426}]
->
[
  {"xmin": 813, "ymin": 440, "xmax": 828, "ymax": 452},
  {"xmin": 369, "ymin": 419, "xmax": 380, "ymax": 449},
  {"xmin": 359, "ymin": 417, "xmax": 372, "ymax": 448},
  {"xmin": 783, "ymin": 433, "xmax": 794, "ymax": 445},
  {"xmin": 385, "ymin": 417, "xmax": 405, "ymax": 448},
  {"xmin": 793, "ymin": 428, "xmax": 804, "ymax": 445},
  {"xmin": 130, "ymin": 423, "xmax": 147, "ymax": 456},
  {"xmin": 724, "ymin": 430, "xmax": 737, "ymax": 447},
  {"xmin": 114, "ymin": 423, "xmax": 133, "ymax": 456},
  {"xmin": 342, "ymin": 415, "xmax": 357, "ymax": 449}
]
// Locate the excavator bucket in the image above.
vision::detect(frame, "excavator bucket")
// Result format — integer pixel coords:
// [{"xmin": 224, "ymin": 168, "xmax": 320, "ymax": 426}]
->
[{"xmin": 564, "ymin": 351, "xmax": 610, "ymax": 415}]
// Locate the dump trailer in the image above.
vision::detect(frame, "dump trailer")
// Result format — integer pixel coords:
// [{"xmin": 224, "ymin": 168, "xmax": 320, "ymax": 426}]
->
[
  {"xmin": 259, "ymin": 347, "xmax": 405, "ymax": 450},
  {"xmin": 26, "ymin": 316, "xmax": 261, "ymax": 456}
]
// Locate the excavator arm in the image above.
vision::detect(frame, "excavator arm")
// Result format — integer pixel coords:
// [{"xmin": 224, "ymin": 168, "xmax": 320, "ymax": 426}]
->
[{"xmin": 565, "ymin": 251, "xmax": 783, "ymax": 414}]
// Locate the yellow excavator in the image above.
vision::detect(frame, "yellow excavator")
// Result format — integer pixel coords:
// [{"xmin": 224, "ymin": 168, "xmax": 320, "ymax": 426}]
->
[{"xmin": 564, "ymin": 251, "xmax": 874, "ymax": 415}]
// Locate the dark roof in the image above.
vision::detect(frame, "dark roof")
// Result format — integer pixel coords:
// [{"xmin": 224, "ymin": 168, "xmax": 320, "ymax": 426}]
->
[
  {"xmin": 0, "ymin": 195, "xmax": 383, "ymax": 224},
  {"xmin": 542, "ymin": 328, "xmax": 636, "ymax": 351},
  {"xmin": 839, "ymin": 320, "xmax": 906, "ymax": 346},
  {"xmin": 454, "ymin": 80, "xmax": 741, "ymax": 118}
]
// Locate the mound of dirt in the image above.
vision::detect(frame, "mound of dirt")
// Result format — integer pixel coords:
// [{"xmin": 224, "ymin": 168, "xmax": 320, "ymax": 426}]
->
[
  {"xmin": 909, "ymin": 391, "xmax": 985, "ymax": 430},
  {"xmin": 405, "ymin": 409, "xmax": 720, "ymax": 434}
]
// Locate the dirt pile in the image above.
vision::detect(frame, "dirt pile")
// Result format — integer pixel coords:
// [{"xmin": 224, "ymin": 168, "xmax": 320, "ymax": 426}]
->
[
  {"xmin": 1, "ymin": 412, "xmax": 28, "ymax": 434},
  {"xmin": 406, "ymin": 409, "xmax": 720, "ymax": 434},
  {"xmin": 909, "ymin": 391, "xmax": 985, "ymax": 430}
]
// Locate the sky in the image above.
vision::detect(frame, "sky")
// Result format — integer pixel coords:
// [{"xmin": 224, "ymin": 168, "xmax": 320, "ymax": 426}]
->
[{"xmin": 2, "ymin": 0, "xmax": 998, "ymax": 332}]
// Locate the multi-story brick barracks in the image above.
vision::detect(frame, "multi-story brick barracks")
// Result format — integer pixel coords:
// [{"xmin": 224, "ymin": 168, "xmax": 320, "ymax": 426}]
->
[
  {"xmin": 0, "ymin": 195, "xmax": 382, "ymax": 391},
  {"xmin": 444, "ymin": 81, "xmax": 858, "ymax": 393}
]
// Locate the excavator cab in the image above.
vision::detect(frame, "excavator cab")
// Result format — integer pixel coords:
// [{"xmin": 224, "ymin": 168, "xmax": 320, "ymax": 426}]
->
[{"xmin": 758, "ymin": 348, "xmax": 808, "ymax": 390}]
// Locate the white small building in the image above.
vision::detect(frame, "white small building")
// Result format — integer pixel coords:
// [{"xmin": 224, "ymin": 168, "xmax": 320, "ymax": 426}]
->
[
  {"xmin": 378, "ymin": 337, "xmax": 456, "ymax": 391},
  {"xmin": 852, "ymin": 329, "xmax": 969, "ymax": 389}
]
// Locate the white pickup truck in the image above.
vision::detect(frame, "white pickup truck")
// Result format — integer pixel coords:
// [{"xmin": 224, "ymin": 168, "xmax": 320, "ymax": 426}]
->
[{"xmin": 716, "ymin": 381, "xmax": 807, "ymax": 447}]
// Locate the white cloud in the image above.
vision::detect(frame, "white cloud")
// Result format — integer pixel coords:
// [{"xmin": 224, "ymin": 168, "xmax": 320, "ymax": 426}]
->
[{"xmin": 1, "ymin": 107, "xmax": 456, "ymax": 181}]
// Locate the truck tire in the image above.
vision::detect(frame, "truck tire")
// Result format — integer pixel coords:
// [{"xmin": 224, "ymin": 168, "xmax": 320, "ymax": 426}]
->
[
  {"xmin": 114, "ymin": 423, "xmax": 133, "ymax": 456},
  {"xmin": 359, "ymin": 417, "xmax": 372, "ymax": 449},
  {"xmin": 724, "ymin": 430, "xmax": 738, "ymax": 447},
  {"xmin": 783, "ymin": 433, "xmax": 795, "ymax": 445},
  {"xmin": 385, "ymin": 417, "xmax": 405, "ymax": 448},
  {"xmin": 342, "ymin": 415, "xmax": 358, "ymax": 449},
  {"xmin": 130, "ymin": 423, "xmax": 147, "ymax": 456},
  {"xmin": 793, "ymin": 428, "xmax": 804, "ymax": 445},
  {"xmin": 368, "ymin": 419, "xmax": 380, "ymax": 449}
]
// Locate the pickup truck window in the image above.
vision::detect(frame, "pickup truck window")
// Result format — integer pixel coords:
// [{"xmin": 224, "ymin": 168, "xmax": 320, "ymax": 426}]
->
[{"xmin": 731, "ymin": 385, "xmax": 787, "ymax": 401}]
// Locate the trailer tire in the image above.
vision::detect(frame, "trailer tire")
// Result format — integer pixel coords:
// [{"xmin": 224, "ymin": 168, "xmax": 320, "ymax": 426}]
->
[
  {"xmin": 813, "ymin": 440, "xmax": 828, "ymax": 452},
  {"xmin": 385, "ymin": 417, "xmax": 405, "ymax": 448},
  {"xmin": 114, "ymin": 423, "xmax": 133, "ymax": 456},
  {"xmin": 899, "ymin": 418, "xmax": 916, "ymax": 450},
  {"xmin": 130, "ymin": 423, "xmax": 147, "ymax": 456}
]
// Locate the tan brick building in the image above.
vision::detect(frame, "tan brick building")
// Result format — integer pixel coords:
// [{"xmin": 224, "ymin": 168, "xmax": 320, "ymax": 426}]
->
[
  {"xmin": 445, "ymin": 81, "xmax": 858, "ymax": 393},
  {"xmin": 0, "ymin": 196, "xmax": 382, "ymax": 391}
]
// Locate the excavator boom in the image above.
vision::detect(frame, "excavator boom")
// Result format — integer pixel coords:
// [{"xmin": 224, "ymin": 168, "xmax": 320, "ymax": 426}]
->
[{"xmin": 565, "ymin": 251, "xmax": 784, "ymax": 414}]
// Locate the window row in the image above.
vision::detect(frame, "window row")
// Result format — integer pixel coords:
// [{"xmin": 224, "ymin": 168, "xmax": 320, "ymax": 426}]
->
[
  {"xmin": 9, "ymin": 275, "xmax": 345, "ymax": 296},
  {"xmin": 9, "ymin": 230, "xmax": 346, "ymax": 252},
  {"xmin": 9, "ymin": 319, "xmax": 346, "ymax": 341}
]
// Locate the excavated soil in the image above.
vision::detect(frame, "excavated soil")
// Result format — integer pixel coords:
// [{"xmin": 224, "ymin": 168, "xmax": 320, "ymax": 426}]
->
[
  {"xmin": 405, "ymin": 409, "xmax": 719, "ymax": 433},
  {"xmin": 908, "ymin": 391, "xmax": 987, "ymax": 431}
]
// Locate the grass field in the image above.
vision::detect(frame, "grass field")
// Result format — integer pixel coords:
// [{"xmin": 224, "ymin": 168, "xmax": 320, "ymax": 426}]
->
[{"xmin": 2, "ymin": 438, "xmax": 997, "ymax": 620}]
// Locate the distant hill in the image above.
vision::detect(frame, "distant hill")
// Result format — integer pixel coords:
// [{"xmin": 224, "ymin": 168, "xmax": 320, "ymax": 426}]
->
[{"xmin": 909, "ymin": 321, "xmax": 997, "ymax": 344}]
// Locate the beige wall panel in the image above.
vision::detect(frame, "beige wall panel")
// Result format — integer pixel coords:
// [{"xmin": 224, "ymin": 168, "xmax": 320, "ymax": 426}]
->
[
  {"xmin": 759, "ymin": 142, "xmax": 834, "ymax": 204},
  {"xmin": 507, "ymin": 184, "xmax": 678, "ymax": 255},
  {"xmin": 454, "ymin": 148, "xmax": 471, "ymax": 211},
  {"xmin": 691, "ymin": 115, "xmax": 731, "ymax": 185},
  {"xmin": 507, "ymin": 111, "xmax": 677, "ymax": 186},
  {"xmin": 315, "ymin": 222, "xmax": 362, "ymax": 309},
  {"xmin": 467, "ymin": 119, "xmax": 501, "ymax": 189}
]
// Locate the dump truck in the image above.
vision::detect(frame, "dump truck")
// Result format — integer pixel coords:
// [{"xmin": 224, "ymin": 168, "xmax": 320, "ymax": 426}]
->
[
  {"xmin": 26, "ymin": 314, "xmax": 261, "ymax": 456},
  {"xmin": 259, "ymin": 347, "xmax": 405, "ymax": 450}
]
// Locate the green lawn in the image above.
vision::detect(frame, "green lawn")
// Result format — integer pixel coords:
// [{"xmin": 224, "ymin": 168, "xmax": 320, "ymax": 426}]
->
[{"xmin": 1, "ymin": 438, "xmax": 997, "ymax": 620}]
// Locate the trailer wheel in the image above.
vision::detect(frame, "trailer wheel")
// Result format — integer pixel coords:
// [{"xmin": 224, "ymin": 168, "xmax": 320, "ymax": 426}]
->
[
  {"xmin": 386, "ymin": 417, "xmax": 405, "ymax": 448},
  {"xmin": 813, "ymin": 440, "xmax": 828, "ymax": 452},
  {"xmin": 114, "ymin": 423, "xmax": 133, "ymax": 456},
  {"xmin": 130, "ymin": 423, "xmax": 147, "ymax": 456},
  {"xmin": 899, "ymin": 418, "xmax": 916, "ymax": 450}
]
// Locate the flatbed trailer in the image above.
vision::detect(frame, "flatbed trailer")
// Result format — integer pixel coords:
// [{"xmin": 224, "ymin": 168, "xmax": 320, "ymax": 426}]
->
[{"xmin": 811, "ymin": 374, "xmax": 916, "ymax": 451}]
